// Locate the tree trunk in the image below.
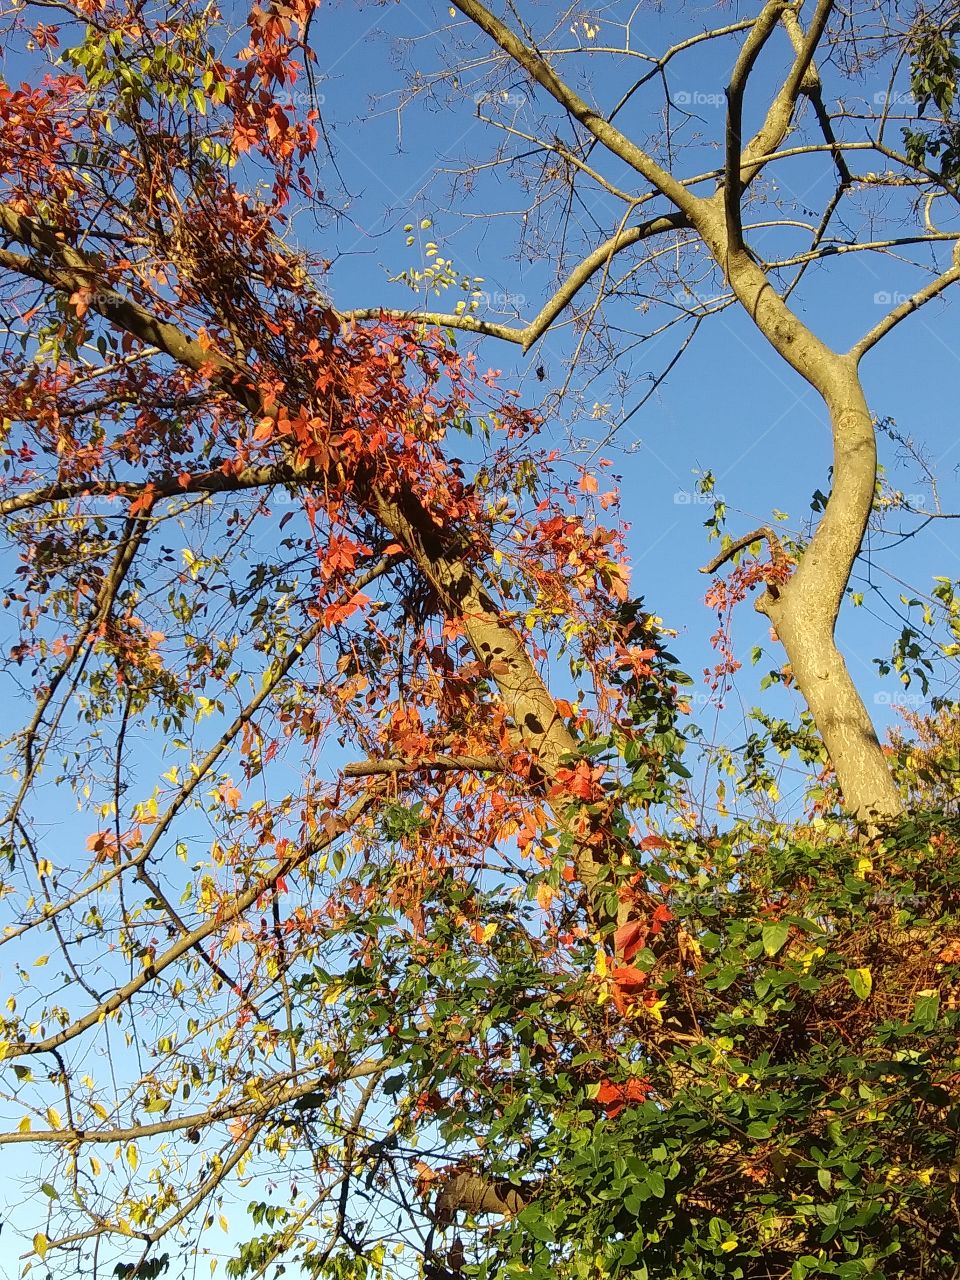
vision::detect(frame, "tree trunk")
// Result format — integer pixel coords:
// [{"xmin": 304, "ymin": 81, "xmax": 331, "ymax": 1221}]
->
[
  {"xmin": 755, "ymin": 367, "xmax": 903, "ymax": 820},
  {"xmin": 706, "ymin": 235, "xmax": 904, "ymax": 821}
]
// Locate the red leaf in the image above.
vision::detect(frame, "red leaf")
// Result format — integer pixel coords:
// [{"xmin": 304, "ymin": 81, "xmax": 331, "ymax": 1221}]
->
[
  {"xmin": 596, "ymin": 1077, "xmax": 650, "ymax": 1119},
  {"xmin": 613, "ymin": 919, "xmax": 647, "ymax": 963},
  {"xmin": 650, "ymin": 903, "xmax": 673, "ymax": 934},
  {"xmin": 322, "ymin": 591, "xmax": 370, "ymax": 628},
  {"xmin": 610, "ymin": 964, "xmax": 648, "ymax": 991}
]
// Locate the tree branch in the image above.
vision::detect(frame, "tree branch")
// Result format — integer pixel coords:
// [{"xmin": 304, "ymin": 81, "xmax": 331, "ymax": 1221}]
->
[
  {"xmin": 450, "ymin": 0, "xmax": 702, "ymax": 217},
  {"xmin": 0, "ymin": 201, "xmax": 614, "ymax": 914},
  {"xmin": 724, "ymin": 1, "xmax": 790, "ymax": 252},
  {"xmin": 736, "ymin": 0, "xmax": 836, "ymax": 187},
  {"xmin": 847, "ymin": 242, "xmax": 960, "ymax": 362},
  {"xmin": 434, "ymin": 1170, "xmax": 533, "ymax": 1224},
  {"xmin": 700, "ymin": 525, "xmax": 785, "ymax": 575},
  {"xmin": 342, "ymin": 212, "xmax": 688, "ymax": 353},
  {"xmin": 0, "ymin": 462, "xmax": 321, "ymax": 518},
  {"xmin": 343, "ymin": 755, "xmax": 502, "ymax": 777}
]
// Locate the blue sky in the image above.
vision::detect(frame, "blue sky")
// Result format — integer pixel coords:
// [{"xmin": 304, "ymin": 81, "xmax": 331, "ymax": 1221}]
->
[
  {"xmin": 306, "ymin": 0, "xmax": 960, "ymax": 811},
  {"xmin": 1, "ymin": 1, "xmax": 959, "ymax": 1274}
]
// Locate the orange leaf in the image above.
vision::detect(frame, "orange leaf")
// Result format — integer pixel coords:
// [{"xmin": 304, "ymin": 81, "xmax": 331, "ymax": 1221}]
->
[
  {"xmin": 610, "ymin": 964, "xmax": 648, "ymax": 991},
  {"xmin": 650, "ymin": 903, "xmax": 673, "ymax": 934},
  {"xmin": 613, "ymin": 919, "xmax": 647, "ymax": 963},
  {"xmin": 220, "ymin": 784, "xmax": 242, "ymax": 810}
]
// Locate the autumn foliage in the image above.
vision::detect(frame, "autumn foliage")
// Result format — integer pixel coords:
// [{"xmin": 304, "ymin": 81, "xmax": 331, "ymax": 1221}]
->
[{"xmin": 0, "ymin": 2, "xmax": 959, "ymax": 1280}]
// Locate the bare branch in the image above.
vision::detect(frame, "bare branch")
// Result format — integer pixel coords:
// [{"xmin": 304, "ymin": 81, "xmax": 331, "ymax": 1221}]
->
[
  {"xmin": 737, "ymin": 0, "xmax": 836, "ymax": 186},
  {"xmin": 449, "ymin": 0, "xmax": 703, "ymax": 217},
  {"xmin": 724, "ymin": 2, "xmax": 790, "ymax": 252},
  {"xmin": 343, "ymin": 212, "xmax": 688, "ymax": 353},
  {"xmin": 848, "ymin": 242, "xmax": 960, "ymax": 362},
  {"xmin": 700, "ymin": 525, "xmax": 786, "ymax": 575}
]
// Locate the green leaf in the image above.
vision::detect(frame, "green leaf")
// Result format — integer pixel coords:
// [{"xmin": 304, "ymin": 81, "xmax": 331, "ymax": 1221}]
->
[
  {"xmin": 762, "ymin": 922, "xmax": 790, "ymax": 956},
  {"xmin": 912, "ymin": 988, "xmax": 940, "ymax": 1027},
  {"xmin": 517, "ymin": 1208, "xmax": 554, "ymax": 1242},
  {"xmin": 844, "ymin": 967, "xmax": 872, "ymax": 1000}
]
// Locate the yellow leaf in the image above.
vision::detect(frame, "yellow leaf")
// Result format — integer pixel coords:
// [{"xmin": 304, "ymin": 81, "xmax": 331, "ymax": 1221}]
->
[
  {"xmin": 594, "ymin": 949, "xmax": 608, "ymax": 979},
  {"xmin": 90, "ymin": 1156, "xmax": 101, "ymax": 1176},
  {"xmin": 720, "ymin": 1239, "xmax": 738, "ymax": 1252},
  {"xmin": 18, "ymin": 1116, "xmax": 31, "ymax": 1134},
  {"xmin": 46, "ymin": 1106, "xmax": 62, "ymax": 1130},
  {"xmin": 127, "ymin": 1143, "xmax": 139, "ymax": 1172},
  {"xmin": 645, "ymin": 998, "xmax": 667, "ymax": 1024},
  {"xmin": 535, "ymin": 883, "xmax": 555, "ymax": 910},
  {"xmin": 34, "ymin": 1233, "xmax": 48, "ymax": 1260}
]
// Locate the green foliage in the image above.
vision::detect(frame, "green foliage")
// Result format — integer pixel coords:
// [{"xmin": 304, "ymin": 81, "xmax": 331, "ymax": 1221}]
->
[
  {"xmin": 902, "ymin": 20, "xmax": 960, "ymax": 179},
  {"xmin": 326, "ymin": 812, "xmax": 960, "ymax": 1280}
]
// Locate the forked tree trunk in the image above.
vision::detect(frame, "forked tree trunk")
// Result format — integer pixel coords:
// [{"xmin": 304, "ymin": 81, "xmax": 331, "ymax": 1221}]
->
[
  {"xmin": 754, "ymin": 367, "xmax": 903, "ymax": 820},
  {"xmin": 707, "ymin": 233, "xmax": 905, "ymax": 822}
]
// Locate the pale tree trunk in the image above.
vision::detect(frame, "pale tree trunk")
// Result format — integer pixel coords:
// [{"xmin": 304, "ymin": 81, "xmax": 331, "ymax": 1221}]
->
[
  {"xmin": 713, "ymin": 241, "xmax": 903, "ymax": 821},
  {"xmin": 753, "ymin": 366, "xmax": 903, "ymax": 820}
]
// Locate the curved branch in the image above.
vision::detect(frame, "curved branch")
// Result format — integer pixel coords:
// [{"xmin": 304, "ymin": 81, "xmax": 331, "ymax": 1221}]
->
[
  {"xmin": 342, "ymin": 212, "xmax": 688, "ymax": 353},
  {"xmin": 700, "ymin": 525, "xmax": 785, "ymax": 575},
  {"xmin": 848, "ymin": 242, "xmax": 960, "ymax": 362}
]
